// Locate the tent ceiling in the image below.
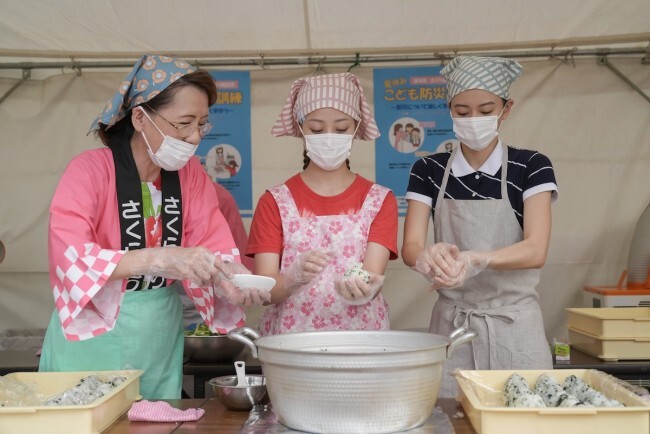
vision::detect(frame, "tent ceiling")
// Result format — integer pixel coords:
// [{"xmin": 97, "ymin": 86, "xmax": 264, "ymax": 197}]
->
[{"xmin": 1, "ymin": 0, "xmax": 648, "ymax": 59}]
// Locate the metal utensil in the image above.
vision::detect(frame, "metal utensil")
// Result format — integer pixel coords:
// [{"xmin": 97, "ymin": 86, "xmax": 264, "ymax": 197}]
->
[{"xmin": 234, "ymin": 360, "xmax": 246, "ymax": 387}]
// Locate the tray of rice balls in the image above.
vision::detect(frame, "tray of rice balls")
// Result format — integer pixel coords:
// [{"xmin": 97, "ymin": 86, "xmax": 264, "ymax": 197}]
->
[
  {"xmin": 0, "ymin": 370, "xmax": 143, "ymax": 434},
  {"xmin": 454, "ymin": 369, "xmax": 650, "ymax": 434}
]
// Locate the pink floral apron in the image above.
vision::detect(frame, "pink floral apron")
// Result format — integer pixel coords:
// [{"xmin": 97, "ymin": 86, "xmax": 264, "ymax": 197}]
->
[{"xmin": 259, "ymin": 183, "xmax": 391, "ymax": 335}]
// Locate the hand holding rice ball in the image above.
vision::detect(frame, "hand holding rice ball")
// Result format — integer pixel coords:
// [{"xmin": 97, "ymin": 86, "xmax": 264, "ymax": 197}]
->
[{"xmin": 335, "ymin": 263, "xmax": 385, "ymax": 305}]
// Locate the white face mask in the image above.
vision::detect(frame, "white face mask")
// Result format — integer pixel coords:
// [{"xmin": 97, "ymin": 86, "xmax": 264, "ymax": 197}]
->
[
  {"xmin": 139, "ymin": 108, "xmax": 198, "ymax": 171},
  {"xmin": 301, "ymin": 123, "xmax": 358, "ymax": 171},
  {"xmin": 452, "ymin": 105, "xmax": 507, "ymax": 151}
]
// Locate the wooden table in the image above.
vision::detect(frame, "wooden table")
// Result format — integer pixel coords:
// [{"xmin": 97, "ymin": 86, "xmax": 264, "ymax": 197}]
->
[{"xmin": 105, "ymin": 398, "xmax": 476, "ymax": 434}]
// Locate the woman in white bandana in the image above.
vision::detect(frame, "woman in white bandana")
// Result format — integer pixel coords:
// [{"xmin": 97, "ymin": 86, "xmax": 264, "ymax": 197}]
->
[{"xmin": 402, "ymin": 56, "xmax": 559, "ymax": 397}]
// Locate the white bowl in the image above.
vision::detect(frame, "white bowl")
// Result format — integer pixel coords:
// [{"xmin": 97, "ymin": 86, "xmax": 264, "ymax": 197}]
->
[{"xmin": 231, "ymin": 274, "xmax": 275, "ymax": 291}]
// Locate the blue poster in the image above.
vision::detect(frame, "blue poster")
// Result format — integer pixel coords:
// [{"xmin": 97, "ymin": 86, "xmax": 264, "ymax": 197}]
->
[
  {"xmin": 197, "ymin": 71, "xmax": 252, "ymax": 217},
  {"xmin": 373, "ymin": 66, "xmax": 457, "ymax": 215}
]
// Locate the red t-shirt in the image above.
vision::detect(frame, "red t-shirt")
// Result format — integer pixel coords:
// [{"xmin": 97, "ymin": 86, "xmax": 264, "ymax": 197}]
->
[{"xmin": 247, "ymin": 174, "xmax": 398, "ymax": 260}]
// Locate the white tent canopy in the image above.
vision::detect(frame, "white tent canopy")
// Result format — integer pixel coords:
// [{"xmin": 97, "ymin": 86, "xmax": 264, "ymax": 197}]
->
[
  {"xmin": 1, "ymin": 0, "xmax": 649, "ymax": 59},
  {"xmin": 0, "ymin": 1, "xmax": 649, "ymax": 341}
]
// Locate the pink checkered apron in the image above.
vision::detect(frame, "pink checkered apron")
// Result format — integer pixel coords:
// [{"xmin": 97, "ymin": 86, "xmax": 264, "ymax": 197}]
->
[{"xmin": 259, "ymin": 183, "xmax": 390, "ymax": 335}]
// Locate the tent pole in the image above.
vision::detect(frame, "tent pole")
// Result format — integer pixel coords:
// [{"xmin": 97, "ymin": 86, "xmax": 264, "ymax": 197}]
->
[
  {"xmin": 0, "ymin": 69, "xmax": 30, "ymax": 105},
  {"xmin": 0, "ymin": 47, "xmax": 647, "ymax": 71},
  {"xmin": 599, "ymin": 56, "xmax": 650, "ymax": 105}
]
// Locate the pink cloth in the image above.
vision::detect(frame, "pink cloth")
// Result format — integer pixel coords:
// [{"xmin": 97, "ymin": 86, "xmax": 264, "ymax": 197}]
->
[
  {"xmin": 128, "ymin": 400, "xmax": 205, "ymax": 422},
  {"xmin": 49, "ymin": 148, "xmax": 245, "ymax": 341},
  {"xmin": 259, "ymin": 183, "xmax": 390, "ymax": 335},
  {"xmin": 271, "ymin": 72, "xmax": 380, "ymax": 140}
]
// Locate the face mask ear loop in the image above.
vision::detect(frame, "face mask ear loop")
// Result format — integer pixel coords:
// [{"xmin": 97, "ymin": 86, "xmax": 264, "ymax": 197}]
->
[
  {"xmin": 496, "ymin": 103, "xmax": 508, "ymax": 132},
  {"xmin": 140, "ymin": 129, "xmax": 155, "ymax": 154},
  {"xmin": 138, "ymin": 107, "xmax": 165, "ymax": 155},
  {"xmin": 139, "ymin": 107, "xmax": 166, "ymax": 139},
  {"xmin": 352, "ymin": 120, "xmax": 360, "ymax": 140}
]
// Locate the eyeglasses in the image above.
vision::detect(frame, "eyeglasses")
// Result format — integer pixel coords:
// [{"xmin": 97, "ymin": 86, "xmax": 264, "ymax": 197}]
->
[{"xmin": 144, "ymin": 104, "xmax": 212, "ymax": 138}]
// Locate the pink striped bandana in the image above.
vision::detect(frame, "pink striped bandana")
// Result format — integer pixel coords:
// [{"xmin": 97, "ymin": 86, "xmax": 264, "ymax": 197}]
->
[{"xmin": 271, "ymin": 72, "xmax": 380, "ymax": 140}]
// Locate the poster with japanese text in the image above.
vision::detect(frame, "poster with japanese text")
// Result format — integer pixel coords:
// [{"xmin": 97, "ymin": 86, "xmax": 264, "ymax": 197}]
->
[
  {"xmin": 373, "ymin": 66, "xmax": 457, "ymax": 215},
  {"xmin": 198, "ymin": 70, "xmax": 252, "ymax": 216}
]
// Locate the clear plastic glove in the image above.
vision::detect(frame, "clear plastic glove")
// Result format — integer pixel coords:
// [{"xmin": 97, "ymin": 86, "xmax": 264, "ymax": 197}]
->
[
  {"xmin": 445, "ymin": 250, "xmax": 493, "ymax": 289},
  {"xmin": 210, "ymin": 256, "xmax": 237, "ymax": 288},
  {"xmin": 212, "ymin": 262, "xmax": 271, "ymax": 307},
  {"xmin": 137, "ymin": 246, "xmax": 218, "ymax": 288},
  {"xmin": 335, "ymin": 269, "xmax": 385, "ymax": 306},
  {"xmin": 413, "ymin": 243, "xmax": 461, "ymax": 287},
  {"xmin": 283, "ymin": 249, "xmax": 332, "ymax": 292}
]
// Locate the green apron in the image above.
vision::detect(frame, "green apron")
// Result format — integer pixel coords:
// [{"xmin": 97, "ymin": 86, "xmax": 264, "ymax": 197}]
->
[{"xmin": 39, "ymin": 285, "xmax": 184, "ymax": 399}]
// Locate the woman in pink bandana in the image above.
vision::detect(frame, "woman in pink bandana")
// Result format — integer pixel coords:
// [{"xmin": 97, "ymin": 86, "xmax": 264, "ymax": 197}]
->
[
  {"xmin": 39, "ymin": 54, "xmax": 270, "ymax": 399},
  {"xmin": 247, "ymin": 73, "xmax": 398, "ymax": 335}
]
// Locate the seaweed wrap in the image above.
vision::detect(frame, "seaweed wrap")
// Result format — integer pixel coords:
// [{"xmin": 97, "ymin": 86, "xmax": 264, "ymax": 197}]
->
[
  {"xmin": 503, "ymin": 373, "xmax": 546, "ymax": 408},
  {"xmin": 534, "ymin": 374, "xmax": 585, "ymax": 407},
  {"xmin": 564, "ymin": 375, "xmax": 624, "ymax": 408}
]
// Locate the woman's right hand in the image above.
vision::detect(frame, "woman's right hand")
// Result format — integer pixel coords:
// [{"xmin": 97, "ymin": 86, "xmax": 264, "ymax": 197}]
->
[
  {"xmin": 414, "ymin": 243, "xmax": 461, "ymax": 287},
  {"xmin": 284, "ymin": 249, "xmax": 332, "ymax": 291},
  {"xmin": 146, "ymin": 246, "xmax": 218, "ymax": 287}
]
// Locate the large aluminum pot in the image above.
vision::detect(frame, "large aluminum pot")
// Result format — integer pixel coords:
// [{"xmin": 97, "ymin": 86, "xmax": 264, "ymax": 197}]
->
[{"xmin": 228, "ymin": 326, "xmax": 476, "ymax": 434}]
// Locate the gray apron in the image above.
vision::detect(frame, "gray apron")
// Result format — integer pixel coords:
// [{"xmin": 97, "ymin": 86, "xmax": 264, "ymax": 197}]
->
[{"xmin": 430, "ymin": 145, "xmax": 552, "ymax": 398}]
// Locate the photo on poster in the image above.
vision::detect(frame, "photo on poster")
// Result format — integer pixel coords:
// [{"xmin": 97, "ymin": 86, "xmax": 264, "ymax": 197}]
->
[
  {"xmin": 205, "ymin": 144, "xmax": 242, "ymax": 179},
  {"xmin": 389, "ymin": 117, "xmax": 424, "ymax": 153}
]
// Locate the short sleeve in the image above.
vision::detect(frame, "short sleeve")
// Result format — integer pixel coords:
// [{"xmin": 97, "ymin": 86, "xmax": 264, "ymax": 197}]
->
[
  {"xmin": 368, "ymin": 190, "xmax": 399, "ymax": 260},
  {"xmin": 522, "ymin": 152, "xmax": 558, "ymax": 202},
  {"xmin": 247, "ymin": 191, "xmax": 284, "ymax": 256},
  {"xmin": 405, "ymin": 156, "xmax": 447, "ymax": 208}
]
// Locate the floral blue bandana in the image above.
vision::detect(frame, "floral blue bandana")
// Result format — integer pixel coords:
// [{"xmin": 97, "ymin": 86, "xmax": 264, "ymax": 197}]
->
[{"xmin": 89, "ymin": 54, "xmax": 196, "ymax": 133}]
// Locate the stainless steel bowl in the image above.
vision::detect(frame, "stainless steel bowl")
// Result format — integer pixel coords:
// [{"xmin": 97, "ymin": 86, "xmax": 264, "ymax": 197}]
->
[
  {"xmin": 183, "ymin": 335, "xmax": 245, "ymax": 363},
  {"xmin": 209, "ymin": 375, "xmax": 268, "ymax": 411}
]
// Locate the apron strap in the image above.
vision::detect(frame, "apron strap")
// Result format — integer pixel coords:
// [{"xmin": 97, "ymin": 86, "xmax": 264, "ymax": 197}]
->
[
  {"xmin": 452, "ymin": 306, "xmax": 516, "ymax": 369},
  {"xmin": 433, "ymin": 146, "xmax": 458, "ymax": 215},
  {"xmin": 359, "ymin": 184, "xmax": 389, "ymax": 215},
  {"xmin": 499, "ymin": 143, "xmax": 509, "ymax": 199},
  {"xmin": 268, "ymin": 184, "xmax": 300, "ymax": 218}
]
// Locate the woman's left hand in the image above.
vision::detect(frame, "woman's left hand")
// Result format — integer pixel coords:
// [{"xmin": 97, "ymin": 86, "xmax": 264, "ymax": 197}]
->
[
  {"xmin": 444, "ymin": 250, "xmax": 493, "ymax": 288},
  {"xmin": 335, "ymin": 271, "xmax": 385, "ymax": 305}
]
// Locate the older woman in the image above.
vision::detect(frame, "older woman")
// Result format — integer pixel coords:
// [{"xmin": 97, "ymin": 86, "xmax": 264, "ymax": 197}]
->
[{"xmin": 39, "ymin": 55, "xmax": 269, "ymax": 399}]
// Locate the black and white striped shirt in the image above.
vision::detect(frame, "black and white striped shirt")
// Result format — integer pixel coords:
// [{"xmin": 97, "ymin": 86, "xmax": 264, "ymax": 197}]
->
[{"xmin": 406, "ymin": 142, "xmax": 558, "ymax": 228}]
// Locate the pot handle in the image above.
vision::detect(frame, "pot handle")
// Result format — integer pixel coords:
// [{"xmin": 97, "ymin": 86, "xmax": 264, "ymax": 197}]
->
[
  {"xmin": 227, "ymin": 326, "xmax": 261, "ymax": 359},
  {"xmin": 446, "ymin": 326, "xmax": 477, "ymax": 358}
]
